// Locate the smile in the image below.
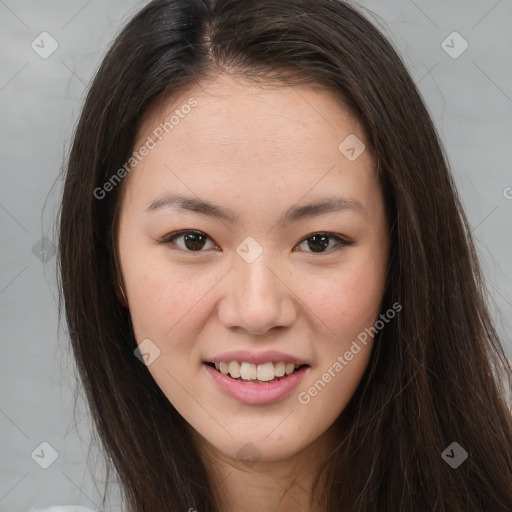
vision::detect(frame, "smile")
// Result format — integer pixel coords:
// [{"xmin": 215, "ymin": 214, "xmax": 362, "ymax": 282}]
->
[
  {"xmin": 207, "ymin": 360, "xmax": 307, "ymax": 382},
  {"xmin": 203, "ymin": 362, "xmax": 310, "ymax": 405}
]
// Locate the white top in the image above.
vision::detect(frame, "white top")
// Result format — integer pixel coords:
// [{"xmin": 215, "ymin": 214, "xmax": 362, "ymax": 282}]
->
[{"xmin": 30, "ymin": 507, "xmax": 98, "ymax": 512}]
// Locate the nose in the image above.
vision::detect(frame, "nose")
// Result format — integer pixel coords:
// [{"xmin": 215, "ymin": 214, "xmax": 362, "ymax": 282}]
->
[{"xmin": 217, "ymin": 253, "xmax": 297, "ymax": 335}]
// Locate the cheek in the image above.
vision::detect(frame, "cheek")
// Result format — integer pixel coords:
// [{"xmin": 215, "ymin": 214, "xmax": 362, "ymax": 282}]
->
[
  {"xmin": 119, "ymin": 237, "xmax": 176, "ymax": 337},
  {"xmin": 295, "ymin": 265, "xmax": 381, "ymax": 415},
  {"xmin": 123, "ymin": 246, "xmax": 219, "ymax": 347},
  {"xmin": 300, "ymin": 255, "xmax": 387, "ymax": 342},
  {"xmin": 301, "ymin": 249, "xmax": 386, "ymax": 409},
  {"xmin": 299, "ymin": 344, "xmax": 372, "ymax": 411}
]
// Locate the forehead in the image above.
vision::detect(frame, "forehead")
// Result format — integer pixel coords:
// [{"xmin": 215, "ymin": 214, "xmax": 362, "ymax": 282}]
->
[
  {"xmin": 123, "ymin": 73, "xmax": 377, "ymax": 215},
  {"xmin": 136, "ymin": 73, "xmax": 365, "ymax": 157}
]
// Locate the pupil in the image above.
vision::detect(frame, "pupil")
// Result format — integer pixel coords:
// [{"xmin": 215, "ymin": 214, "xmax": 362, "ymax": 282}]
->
[
  {"xmin": 308, "ymin": 234, "xmax": 329, "ymax": 252},
  {"xmin": 184, "ymin": 233, "xmax": 206, "ymax": 251},
  {"xmin": 183, "ymin": 234, "xmax": 329, "ymax": 252}
]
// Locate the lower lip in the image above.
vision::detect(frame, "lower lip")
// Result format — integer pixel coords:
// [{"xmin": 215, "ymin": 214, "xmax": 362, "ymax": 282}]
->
[{"xmin": 203, "ymin": 363, "xmax": 309, "ymax": 405}]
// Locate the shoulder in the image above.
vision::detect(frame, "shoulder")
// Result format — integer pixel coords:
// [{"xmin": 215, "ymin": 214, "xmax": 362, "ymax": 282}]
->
[{"xmin": 30, "ymin": 507, "xmax": 98, "ymax": 512}]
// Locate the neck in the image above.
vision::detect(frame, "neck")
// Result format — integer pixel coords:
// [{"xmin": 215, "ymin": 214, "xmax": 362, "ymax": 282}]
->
[{"xmin": 190, "ymin": 425, "xmax": 337, "ymax": 512}]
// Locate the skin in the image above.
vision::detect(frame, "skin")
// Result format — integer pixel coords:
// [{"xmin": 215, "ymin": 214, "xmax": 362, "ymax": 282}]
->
[{"xmin": 116, "ymin": 73, "xmax": 389, "ymax": 512}]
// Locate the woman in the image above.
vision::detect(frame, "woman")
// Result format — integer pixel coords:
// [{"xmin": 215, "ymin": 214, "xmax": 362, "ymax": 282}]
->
[{"xmin": 55, "ymin": 0, "xmax": 512, "ymax": 511}]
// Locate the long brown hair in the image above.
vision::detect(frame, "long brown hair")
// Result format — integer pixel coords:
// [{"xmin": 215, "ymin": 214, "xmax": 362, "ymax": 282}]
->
[{"xmin": 57, "ymin": 0, "xmax": 512, "ymax": 510}]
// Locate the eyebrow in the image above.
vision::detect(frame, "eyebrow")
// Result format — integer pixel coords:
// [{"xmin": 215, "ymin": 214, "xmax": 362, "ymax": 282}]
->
[{"xmin": 145, "ymin": 194, "xmax": 367, "ymax": 224}]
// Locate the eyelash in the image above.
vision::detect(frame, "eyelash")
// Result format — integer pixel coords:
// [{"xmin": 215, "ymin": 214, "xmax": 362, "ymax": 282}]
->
[{"xmin": 159, "ymin": 230, "xmax": 354, "ymax": 254}]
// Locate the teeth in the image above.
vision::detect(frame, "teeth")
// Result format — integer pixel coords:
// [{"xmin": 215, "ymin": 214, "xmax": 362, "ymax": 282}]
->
[
  {"xmin": 210, "ymin": 360, "xmax": 303, "ymax": 381},
  {"xmin": 228, "ymin": 361, "xmax": 241, "ymax": 378},
  {"xmin": 285, "ymin": 363, "xmax": 295, "ymax": 375},
  {"xmin": 274, "ymin": 361, "xmax": 286, "ymax": 377},
  {"xmin": 240, "ymin": 362, "xmax": 257, "ymax": 380},
  {"xmin": 256, "ymin": 362, "xmax": 274, "ymax": 382}
]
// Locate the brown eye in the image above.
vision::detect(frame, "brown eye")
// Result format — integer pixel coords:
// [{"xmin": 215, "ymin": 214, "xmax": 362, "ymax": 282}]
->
[
  {"xmin": 160, "ymin": 230, "xmax": 352, "ymax": 254},
  {"xmin": 295, "ymin": 233, "xmax": 353, "ymax": 253},
  {"xmin": 162, "ymin": 230, "xmax": 216, "ymax": 252}
]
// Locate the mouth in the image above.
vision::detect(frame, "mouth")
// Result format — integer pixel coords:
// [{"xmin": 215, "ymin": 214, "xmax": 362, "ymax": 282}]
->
[
  {"xmin": 202, "ymin": 360, "xmax": 310, "ymax": 405},
  {"xmin": 203, "ymin": 361, "xmax": 310, "ymax": 384}
]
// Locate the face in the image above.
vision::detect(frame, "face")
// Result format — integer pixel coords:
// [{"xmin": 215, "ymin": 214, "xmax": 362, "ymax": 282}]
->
[{"xmin": 116, "ymin": 73, "xmax": 389, "ymax": 465}]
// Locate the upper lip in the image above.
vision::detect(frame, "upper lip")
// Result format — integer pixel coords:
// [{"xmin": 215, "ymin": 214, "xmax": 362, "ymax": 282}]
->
[{"xmin": 203, "ymin": 350, "xmax": 311, "ymax": 366}]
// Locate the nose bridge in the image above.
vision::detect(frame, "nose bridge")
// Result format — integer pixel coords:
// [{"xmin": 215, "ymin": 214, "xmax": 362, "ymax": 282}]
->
[
  {"xmin": 219, "ymin": 239, "xmax": 296, "ymax": 333},
  {"xmin": 236, "ymin": 246, "xmax": 282, "ymax": 307}
]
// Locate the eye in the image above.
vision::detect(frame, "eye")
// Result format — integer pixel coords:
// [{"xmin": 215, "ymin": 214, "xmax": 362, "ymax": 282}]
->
[
  {"xmin": 161, "ymin": 230, "xmax": 218, "ymax": 252},
  {"xmin": 160, "ymin": 230, "xmax": 353, "ymax": 254},
  {"xmin": 294, "ymin": 232, "xmax": 354, "ymax": 254}
]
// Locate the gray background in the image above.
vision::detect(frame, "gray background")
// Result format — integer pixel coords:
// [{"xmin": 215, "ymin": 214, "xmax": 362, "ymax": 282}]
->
[{"xmin": 1, "ymin": 1, "xmax": 511, "ymax": 510}]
